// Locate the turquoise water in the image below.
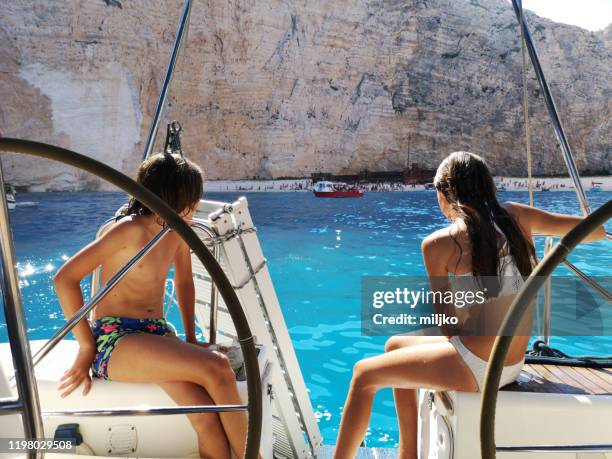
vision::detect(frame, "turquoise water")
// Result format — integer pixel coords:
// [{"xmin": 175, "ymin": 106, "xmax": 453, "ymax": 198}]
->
[{"xmin": 1, "ymin": 190, "xmax": 611, "ymax": 447}]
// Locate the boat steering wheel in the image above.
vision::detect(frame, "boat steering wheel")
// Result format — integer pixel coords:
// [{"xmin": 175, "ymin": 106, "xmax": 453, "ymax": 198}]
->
[
  {"xmin": 479, "ymin": 199, "xmax": 612, "ymax": 458},
  {"xmin": 0, "ymin": 137, "xmax": 262, "ymax": 459}
]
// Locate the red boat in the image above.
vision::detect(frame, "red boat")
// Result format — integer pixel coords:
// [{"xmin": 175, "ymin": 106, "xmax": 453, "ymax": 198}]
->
[{"xmin": 313, "ymin": 181, "xmax": 364, "ymax": 198}]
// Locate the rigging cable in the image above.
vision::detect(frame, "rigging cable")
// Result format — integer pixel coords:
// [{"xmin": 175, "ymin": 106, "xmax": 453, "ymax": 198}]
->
[{"xmin": 518, "ymin": 0, "xmax": 534, "ymax": 207}]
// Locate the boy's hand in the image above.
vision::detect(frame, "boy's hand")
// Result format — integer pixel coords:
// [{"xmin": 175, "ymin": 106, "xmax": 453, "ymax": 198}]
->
[{"xmin": 58, "ymin": 346, "xmax": 95, "ymax": 398}]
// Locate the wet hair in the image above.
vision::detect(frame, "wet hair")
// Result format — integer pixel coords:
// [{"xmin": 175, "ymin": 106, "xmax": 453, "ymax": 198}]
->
[
  {"xmin": 433, "ymin": 151, "xmax": 536, "ymax": 295},
  {"xmin": 124, "ymin": 153, "xmax": 203, "ymax": 217}
]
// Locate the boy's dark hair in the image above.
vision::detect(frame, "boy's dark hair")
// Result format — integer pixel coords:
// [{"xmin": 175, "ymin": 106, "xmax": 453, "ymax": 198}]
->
[{"xmin": 125, "ymin": 153, "xmax": 203, "ymax": 216}]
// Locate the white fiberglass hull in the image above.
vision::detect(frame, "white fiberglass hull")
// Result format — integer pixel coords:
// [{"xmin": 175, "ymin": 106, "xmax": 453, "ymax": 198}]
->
[{"xmin": 0, "ymin": 339, "xmax": 273, "ymax": 458}]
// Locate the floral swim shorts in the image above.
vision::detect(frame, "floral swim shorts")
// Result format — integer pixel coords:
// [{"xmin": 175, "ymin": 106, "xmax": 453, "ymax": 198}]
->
[{"xmin": 91, "ymin": 316, "xmax": 171, "ymax": 380}]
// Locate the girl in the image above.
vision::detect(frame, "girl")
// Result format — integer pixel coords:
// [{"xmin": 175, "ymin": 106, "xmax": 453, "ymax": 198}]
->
[
  {"xmin": 54, "ymin": 152, "xmax": 247, "ymax": 459},
  {"xmin": 334, "ymin": 151, "xmax": 606, "ymax": 459}
]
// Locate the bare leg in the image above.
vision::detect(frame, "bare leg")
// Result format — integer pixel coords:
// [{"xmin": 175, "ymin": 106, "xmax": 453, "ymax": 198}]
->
[
  {"xmin": 334, "ymin": 340, "xmax": 477, "ymax": 459},
  {"xmin": 106, "ymin": 334, "xmax": 251, "ymax": 459},
  {"xmin": 160, "ymin": 381, "xmax": 231, "ymax": 459},
  {"xmin": 385, "ymin": 336, "xmax": 447, "ymax": 459}
]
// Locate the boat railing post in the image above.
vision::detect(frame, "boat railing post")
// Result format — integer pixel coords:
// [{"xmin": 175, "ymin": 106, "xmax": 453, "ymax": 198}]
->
[
  {"xmin": 0, "ymin": 160, "xmax": 44, "ymax": 457},
  {"xmin": 189, "ymin": 220, "xmax": 221, "ymax": 345},
  {"xmin": 542, "ymin": 236, "xmax": 553, "ymax": 346},
  {"xmin": 142, "ymin": 0, "xmax": 192, "ymax": 160},
  {"xmin": 209, "ymin": 243, "xmax": 220, "ymax": 345}
]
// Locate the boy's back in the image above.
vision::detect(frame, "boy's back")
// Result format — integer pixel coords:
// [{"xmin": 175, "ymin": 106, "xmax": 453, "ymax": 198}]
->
[{"xmin": 91, "ymin": 215, "xmax": 187, "ymax": 320}]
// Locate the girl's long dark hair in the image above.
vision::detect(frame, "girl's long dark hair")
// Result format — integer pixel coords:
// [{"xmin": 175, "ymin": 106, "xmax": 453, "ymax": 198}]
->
[
  {"xmin": 122, "ymin": 153, "xmax": 203, "ymax": 217},
  {"xmin": 434, "ymin": 152, "xmax": 536, "ymax": 296}
]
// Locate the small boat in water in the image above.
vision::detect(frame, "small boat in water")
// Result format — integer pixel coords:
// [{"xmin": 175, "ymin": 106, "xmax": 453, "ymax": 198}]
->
[
  {"xmin": 4, "ymin": 184, "xmax": 16, "ymax": 210},
  {"xmin": 313, "ymin": 181, "xmax": 364, "ymax": 198}
]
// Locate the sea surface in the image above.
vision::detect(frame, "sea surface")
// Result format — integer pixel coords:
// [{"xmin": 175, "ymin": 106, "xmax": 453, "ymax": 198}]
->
[{"xmin": 2, "ymin": 190, "xmax": 611, "ymax": 447}]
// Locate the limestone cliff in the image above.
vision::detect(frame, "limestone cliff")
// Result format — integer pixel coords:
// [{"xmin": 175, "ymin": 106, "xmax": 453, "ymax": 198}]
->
[{"xmin": 0, "ymin": 0, "xmax": 610, "ymax": 190}]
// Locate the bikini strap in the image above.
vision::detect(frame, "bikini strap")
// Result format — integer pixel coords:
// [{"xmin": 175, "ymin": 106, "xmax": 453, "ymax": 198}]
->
[{"xmin": 492, "ymin": 220, "xmax": 509, "ymax": 252}]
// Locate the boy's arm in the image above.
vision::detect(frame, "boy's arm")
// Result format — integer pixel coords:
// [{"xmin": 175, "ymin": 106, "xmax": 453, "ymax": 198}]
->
[
  {"xmin": 53, "ymin": 221, "xmax": 130, "ymax": 396},
  {"xmin": 173, "ymin": 240, "xmax": 197, "ymax": 344},
  {"xmin": 54, "ymin": 224, "xmax": 128, "ymax": 347}
]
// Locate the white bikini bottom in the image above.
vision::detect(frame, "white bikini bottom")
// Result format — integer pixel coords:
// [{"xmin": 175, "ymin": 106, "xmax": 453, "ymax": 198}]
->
[{"xmin": 449, "ymin": 336, "xmax": 524, "ymax": 391}]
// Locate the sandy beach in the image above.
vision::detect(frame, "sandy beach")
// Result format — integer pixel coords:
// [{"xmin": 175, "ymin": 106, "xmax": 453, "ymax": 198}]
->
[{"xmin": 204, "ymin": 176, "xmax": 612, "ymax": 193}]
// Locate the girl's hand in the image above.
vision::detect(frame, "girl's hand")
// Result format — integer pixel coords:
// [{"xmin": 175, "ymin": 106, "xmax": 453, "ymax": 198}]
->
[{"xmin": 57, "ymin": 346, "xmax": 95, "ymax": 398}]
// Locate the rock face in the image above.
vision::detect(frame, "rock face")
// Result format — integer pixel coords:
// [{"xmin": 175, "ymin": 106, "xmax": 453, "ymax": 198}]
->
[{"xmin": 0, "ymin": 0, "xmax": 610, "ymax": 190}]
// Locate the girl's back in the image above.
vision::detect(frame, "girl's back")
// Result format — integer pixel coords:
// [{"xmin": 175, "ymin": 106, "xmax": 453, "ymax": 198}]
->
[{"xmin": 427, "ymin": 204, "xmax": 532, "ymax": 365}]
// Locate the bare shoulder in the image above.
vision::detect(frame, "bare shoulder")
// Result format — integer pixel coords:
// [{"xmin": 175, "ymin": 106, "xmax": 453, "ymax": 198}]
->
[
  {"xmin": 101, "ymin": 216, "xmax": 150, "ymax": 245},
  {"xmin": 422, "ymin": 224, "xmax": 459, "ymax": 253},
  {"xmin": 501, "ymin": 201, "xmax": 527, "ymax": 217},
  {"xmin": 501, "ymin": 201, "xmax": 535, "ymax": 235}
]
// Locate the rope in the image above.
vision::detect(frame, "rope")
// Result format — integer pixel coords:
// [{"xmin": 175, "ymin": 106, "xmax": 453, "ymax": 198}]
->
[
  {"xmin": 519, "ymin": 0, "xmax": 534, "ymax": 207},
  {"xmin": 527, "ymin": 340, "xmax": 612, "ymax": 368}
]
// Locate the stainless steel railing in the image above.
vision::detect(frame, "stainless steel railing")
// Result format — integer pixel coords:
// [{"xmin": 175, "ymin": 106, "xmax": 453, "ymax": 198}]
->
[
  {"xmin": 513, "ymin": 0, "xmax": 612, "ymax": 346},
  {"xmin": 497, "ymin": 444, "xmax": 612, "ymax": 453},
  {"xmin": 511, "ymin": 0, "xmax": 590, "ymax": 215},
  {"xmin": 0, "ymin": 160, "xmax": 44, "ymax": 458},
  {"xmin": 44, "ymin": 404, "xmax": 247, "ymax": 417},
  {"xmin": 563, "ymin": 259, "xmax": 612, "ymax": 302},
  {"xmin": 511, "ymin": 0, "xmax": 612, "ymax": 243},
  {"xmin": 191, "ymin": 220, "xmax": 221, "ymax": 345},
  {"xmin": 541, "ymin": 236, "xmax": 553, "ymax": 345},
  {"xmin": 537, "ymin": 234, "xmax": 611, "ymax": 345}
]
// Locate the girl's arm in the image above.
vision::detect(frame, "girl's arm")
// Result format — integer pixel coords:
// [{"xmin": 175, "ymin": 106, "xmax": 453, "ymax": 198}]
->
[
  {"xmin": 505, "ymin": 201, "xmax": 606, "ymax": 242},
  {"xmin": 421, "ymin": 231, "xmax": 461, "ymax": 336},
  {"xmin": 173, "ymin": 240, "xmax": 196, "ymax": 344},
  {"xmin": 53, "ymin": 222, "xmax": 129, "ymax": 396}
]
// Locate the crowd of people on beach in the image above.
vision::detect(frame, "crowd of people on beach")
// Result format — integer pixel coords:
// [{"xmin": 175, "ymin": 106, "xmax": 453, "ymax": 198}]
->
[
  {"xmin": 496, "ymin": 178, "xmax": 567, "ymax": 190},
  {"xmin": 231, "ymin": 182, "xmax": 310, "ymax": 191},
  {"xmin": 207, "ymin": 176, "xmax": 608, "ymax": 193},
  {"xmin": 359, "ymin": 182, "xmax": 424, "ymax": 192}
]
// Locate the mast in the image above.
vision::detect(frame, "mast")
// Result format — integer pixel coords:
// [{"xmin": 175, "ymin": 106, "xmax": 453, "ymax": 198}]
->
[
  {"xmin": 142, "ymin": 0, "xmax": 192, "ymax": 160},
  {"xmin": 511, "ymin": 0, "xmax": 591, "ymax": 215}
]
